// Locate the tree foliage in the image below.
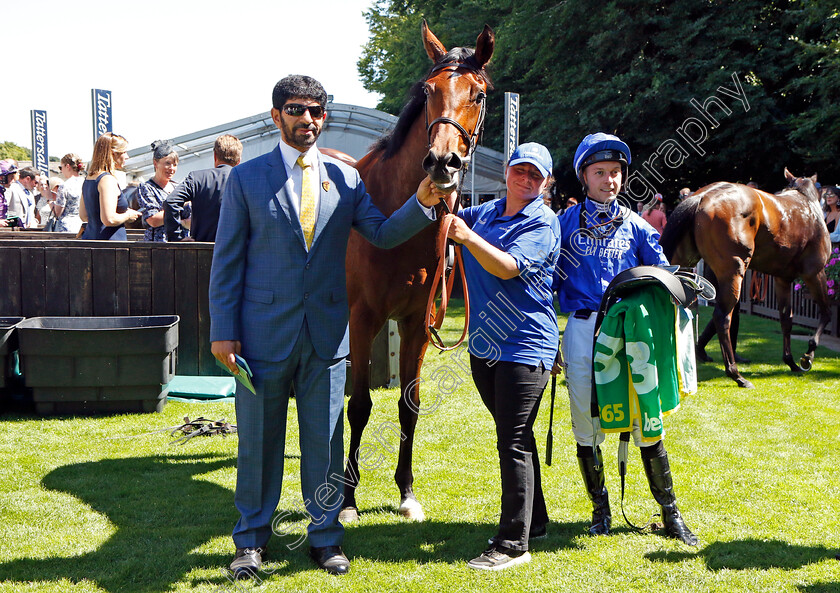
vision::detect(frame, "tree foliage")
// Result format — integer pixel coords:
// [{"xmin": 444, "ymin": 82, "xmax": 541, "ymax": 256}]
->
[
  {"xmin": 358, "ymin": 0, "xmax": 840, "ymax": 200},
  {"xmin": 0, "ymin": 141, "xmax": 30, "ymax": 161}
]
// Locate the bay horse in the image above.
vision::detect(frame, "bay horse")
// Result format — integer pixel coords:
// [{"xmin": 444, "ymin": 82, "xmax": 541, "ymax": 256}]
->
[
  {"xmin": 340, "ymin": 22, "xmax": 494, "ymax": 521},
  {"xmin": 659, "ymin": 169, "xmax": 831, "ymax": 388}
]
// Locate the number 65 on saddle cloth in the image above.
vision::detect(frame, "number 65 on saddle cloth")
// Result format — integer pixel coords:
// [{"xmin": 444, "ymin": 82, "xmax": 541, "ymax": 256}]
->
[{"xmin": 592, "ymin": 282, "xmax": 698, "ymax": 442}]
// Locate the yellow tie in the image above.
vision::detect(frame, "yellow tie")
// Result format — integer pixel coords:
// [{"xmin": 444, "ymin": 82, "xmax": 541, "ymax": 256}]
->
[{"xmin": 297, "ymin": 154, "xmax": 316, "ymax": 248}]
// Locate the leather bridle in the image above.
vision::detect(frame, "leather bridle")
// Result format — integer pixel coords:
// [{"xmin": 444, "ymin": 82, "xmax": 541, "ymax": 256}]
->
[
  {"xmin": 422, "ymin": 61, "xmax": 487, "ymax": 163},
  {"xmin": 422, "ymin": 60, "xmax": 486, "ymax": 351}
]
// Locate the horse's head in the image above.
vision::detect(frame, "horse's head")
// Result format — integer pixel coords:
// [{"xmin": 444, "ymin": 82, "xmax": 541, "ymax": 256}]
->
[
  {"xmin": 784, "ymin": 167, "xmax": 820, "ymax": 201},
  {"xmin": 420, "ymin": 21, "xmax": 494, "ymax": 193}
]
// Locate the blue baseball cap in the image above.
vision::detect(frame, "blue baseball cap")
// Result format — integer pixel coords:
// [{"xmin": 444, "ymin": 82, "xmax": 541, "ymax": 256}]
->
[{"xmin": 508, "ymin": 142, "xmax": 553, "ymax": 178}]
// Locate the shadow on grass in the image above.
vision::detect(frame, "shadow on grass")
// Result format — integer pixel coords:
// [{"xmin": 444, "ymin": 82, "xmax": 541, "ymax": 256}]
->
[
  {"xmin": 696, "ymin": 361, "xmax": 840, "ymax": 386},
  {"xmin": 0, "ymin": 453, "xmax": 239, "ymax": 593},
  {"xmin": 196, "ymin": 517, "xmax": 595, "ymax": 588},
  {"xmin": 192, "ymin": 514, "xmax": 595, "ymax": 589},
  {"xmin": 693, "ymin": 338, "xmax": 839, "ymax": 386},
  {"xmin": 798, "ymin": 584, "xmax": 840, "ymax": 593},
  {"xmin": 345, "ymin": 516, "xmax": 591, "ymax": 565},
  {"xmin": 646, "ymin": 538, "xmax": 837, "ymax": 570},
  {"xmin": 0, "ymin": 451, "xmax": 594, "ymax": 591}
]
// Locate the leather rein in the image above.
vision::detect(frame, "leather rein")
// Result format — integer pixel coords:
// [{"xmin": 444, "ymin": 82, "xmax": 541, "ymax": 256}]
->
[{"xmin": 423, "ymin": 61, "xmax": 486, "ymax": 351}]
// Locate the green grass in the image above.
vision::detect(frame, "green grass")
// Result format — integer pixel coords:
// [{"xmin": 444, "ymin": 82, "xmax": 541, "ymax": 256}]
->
[{"xmin": 0, "ymin": 305, "xmax": 839, "ymax": 592}]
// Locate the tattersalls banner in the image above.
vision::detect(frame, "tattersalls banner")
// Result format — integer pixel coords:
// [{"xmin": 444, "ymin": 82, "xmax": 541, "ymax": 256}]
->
[
  {"xmin": 30, "ymin": 110, "xmax": 49, "ymax": 179},
  {"xmin": 504, "ymin": 92, "xmax": 520, "ymax": 163},
  {"xmin": 91, "ymin": 89, "xmax": 113, "ymax": 143}
]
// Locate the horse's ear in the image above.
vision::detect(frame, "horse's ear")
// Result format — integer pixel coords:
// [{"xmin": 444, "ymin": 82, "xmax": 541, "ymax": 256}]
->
[
  {"xmin": 810, "ymin": 173, "xmax": 818, "ymax": 184},
  {"xmin": 474, "ymin": 24, "xmax": 495, "ymax": 68},
  {"xmin": 784, "ymin": 167, "xmax": 795, "ymax": 182},
  {"xmin": 421, "ymin": 19, "xmax": 447, "ymax": 62}
]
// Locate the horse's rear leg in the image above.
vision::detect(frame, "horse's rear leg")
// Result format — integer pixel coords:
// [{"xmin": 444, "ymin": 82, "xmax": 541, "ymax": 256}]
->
[
  {"xmin": 795, "ymin": 271, "xmax": 831, "ymax": 371},
  {"xmin": 713, "ymin": 272, "xmax": 754, "ymax": 388},
  {"xmin": 340, "ymin": 304, "xmax": 386, "ymax": 523},
  {"xmin": 394, "ymin": 314, "xmax": 431, "ymax": 521},
  {"xmin": 696, "ymin": 269, "xmax": 750, "ymax": 363}
]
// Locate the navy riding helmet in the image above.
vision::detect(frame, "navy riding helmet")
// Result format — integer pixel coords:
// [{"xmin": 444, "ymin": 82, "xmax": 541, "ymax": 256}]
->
[{"xmin": 573, "ymin": 133, "xmax": 631, "ymax": 184}]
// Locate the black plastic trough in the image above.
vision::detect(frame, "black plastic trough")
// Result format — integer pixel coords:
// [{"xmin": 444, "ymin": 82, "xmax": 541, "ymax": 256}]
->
[
  {"xmin": 0, "ymin": 317, "xmax": 24, "ymax": 389},
  {"xmin": 16, "ymin": 315, "xmax": 179, "ymax": 415}
]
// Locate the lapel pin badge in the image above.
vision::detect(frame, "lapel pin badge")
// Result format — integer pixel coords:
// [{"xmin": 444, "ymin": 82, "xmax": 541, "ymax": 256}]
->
[{"xmin": 322, "ymin": 181, "xmax": 330, "ymax": 192}]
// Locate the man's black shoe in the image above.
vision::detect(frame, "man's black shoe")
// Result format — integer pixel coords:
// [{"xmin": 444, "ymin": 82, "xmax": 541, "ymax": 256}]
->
[
  {"xmin": 309, "ymin": 545, "xmax": 350, "ymax": 575},
  {"xmin": 229, "ymin": 547, "xmax": 266, "ymax": 580}
]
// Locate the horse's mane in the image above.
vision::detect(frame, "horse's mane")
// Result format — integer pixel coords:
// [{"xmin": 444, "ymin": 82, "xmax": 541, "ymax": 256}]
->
[{"xmin": 373, "ymin": 47, "xmax": 492, "ymax": 161}]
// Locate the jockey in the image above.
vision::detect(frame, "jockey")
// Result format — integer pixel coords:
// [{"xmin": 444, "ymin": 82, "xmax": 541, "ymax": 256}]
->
[{"xmin": 553, "ymin": 132, "xmax": 698, "ymax": 546}]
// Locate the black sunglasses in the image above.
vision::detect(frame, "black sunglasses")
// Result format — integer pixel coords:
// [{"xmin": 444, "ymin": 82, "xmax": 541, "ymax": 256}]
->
[{"xmin": 282, "ymin": 104, "xmax": 325, "ymax": 118}]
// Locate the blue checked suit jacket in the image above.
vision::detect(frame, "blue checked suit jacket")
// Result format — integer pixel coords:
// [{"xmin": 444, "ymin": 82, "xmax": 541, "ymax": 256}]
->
[{"xmin": 209, "ymin": 144, "xmax": 433, "ymax": 362}]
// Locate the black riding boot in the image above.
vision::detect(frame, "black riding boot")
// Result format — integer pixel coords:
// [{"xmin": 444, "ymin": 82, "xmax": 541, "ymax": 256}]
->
[
  {"xmin": 641, "ymin": 443, "xmax": 698, "ymax": 546},
  {"xmin": 577, "ymin": 445, "xmax": 611, "ymax": 536}
]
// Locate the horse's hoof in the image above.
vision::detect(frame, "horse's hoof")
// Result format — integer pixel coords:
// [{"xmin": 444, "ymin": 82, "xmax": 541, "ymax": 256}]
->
[
  {"xmin": 733, "ymin": 353, "xmax": 751, "ymax": 364},
  {"xmin": 398, "ymin": 498, "xmax": 425, "ymax": 522},
  {"xmin": 736, "ymin": 378, "xmax": 755, "ymax": 389},
  {"xmin": 799, "ymin": 356, "xmax": 813, "ymax": 371},
  {"xmin": 339, "ymin": 506, "xmax": 360, "ymax": 523}
]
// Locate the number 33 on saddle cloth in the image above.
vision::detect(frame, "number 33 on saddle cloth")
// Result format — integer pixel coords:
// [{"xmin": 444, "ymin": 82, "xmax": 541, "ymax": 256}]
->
[{"xmin": 592, "ymin": 285, "xmax": 697, "ymax": 442}]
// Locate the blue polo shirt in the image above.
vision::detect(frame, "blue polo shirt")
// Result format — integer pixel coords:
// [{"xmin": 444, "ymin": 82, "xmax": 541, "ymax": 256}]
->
[
  {"xmin": 554, "ymin": 199, "xmax": 668, "ymax": 312},
  {"xmin": 458, "ymin": 197, "xmax": 561, "ymax": 367}
]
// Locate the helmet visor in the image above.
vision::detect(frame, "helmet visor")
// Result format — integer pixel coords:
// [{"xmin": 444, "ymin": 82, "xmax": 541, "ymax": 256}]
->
[{"xmin": 579, "ymin": 149, "xmax": 628, "ymax": 173}]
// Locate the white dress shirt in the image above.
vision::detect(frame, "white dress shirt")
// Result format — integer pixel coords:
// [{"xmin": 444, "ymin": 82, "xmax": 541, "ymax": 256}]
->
[
  {"xmin": 276, "ymin": 139, "xmax": 435, "ymax": 246},
  {"xmin": 278, "ymin": 139, "xmax": 321, "ymax": 227}
]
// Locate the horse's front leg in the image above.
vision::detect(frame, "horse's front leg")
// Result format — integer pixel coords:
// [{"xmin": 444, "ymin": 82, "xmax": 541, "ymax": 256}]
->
[
  {"xmin": 774, "ymin": 276, "xmax": 802, "ymax": 373},
  {"xmin": 394, "ymin": 313, "xmax": 431, "ymax": 521},
  {"xmin": 340, "ymin": 303, "xmax": 386, "ymax": 523}
]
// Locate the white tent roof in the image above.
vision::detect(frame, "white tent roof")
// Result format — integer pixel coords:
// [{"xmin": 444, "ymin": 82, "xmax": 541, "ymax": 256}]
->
[{"xmin": 124, "ymin": 102, "xmax": 506, "ymax": 197}]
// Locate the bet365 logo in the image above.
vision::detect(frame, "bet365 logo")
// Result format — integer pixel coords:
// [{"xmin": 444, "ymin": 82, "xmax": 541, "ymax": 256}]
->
[{"xmin": 643, "ymin": 411, "xmax": 662, "ymax": 433}]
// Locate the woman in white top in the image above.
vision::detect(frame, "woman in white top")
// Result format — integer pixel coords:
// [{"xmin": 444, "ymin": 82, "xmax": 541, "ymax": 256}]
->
[{"xmin": 54, "ymin": 153, "xmax": 86, "ymax": 233}]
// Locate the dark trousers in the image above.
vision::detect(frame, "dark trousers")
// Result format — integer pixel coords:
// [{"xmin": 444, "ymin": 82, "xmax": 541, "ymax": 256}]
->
[{"xmin": 470, "ymin": 355, "xmax": 550, "ymax": 551}]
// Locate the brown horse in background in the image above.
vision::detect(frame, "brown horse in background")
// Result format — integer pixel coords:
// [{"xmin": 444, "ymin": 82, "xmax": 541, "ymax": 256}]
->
[
  {"xmin": 340, "ymin": 22, "xmax": 494, "ymax": 521},
  {"xmin": 660, "ymin": 169, "xmax": 831, "ymax": 388}
]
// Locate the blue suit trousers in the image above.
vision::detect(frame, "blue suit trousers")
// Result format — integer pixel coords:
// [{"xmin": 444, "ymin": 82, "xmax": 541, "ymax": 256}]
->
[{"xmin": 232, "ymin": 319, "xmax": 346, "ymax": 550}]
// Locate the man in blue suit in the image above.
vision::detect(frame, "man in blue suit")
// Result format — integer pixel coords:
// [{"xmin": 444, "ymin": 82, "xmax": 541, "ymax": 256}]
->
[{"xmin": 209, "ymin": 75, "xmax": 450, "ymax": 579}]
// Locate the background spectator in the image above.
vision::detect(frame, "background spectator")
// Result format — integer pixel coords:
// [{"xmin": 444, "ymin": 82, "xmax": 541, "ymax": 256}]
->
[
  {"xmin": 164, "ymin": 134, "xmax": 242, "ymax": 242},
  {"xmin": 823, "ymin": 185, "xmax": 839, "ymax": 242},
  {"xmin": 54, "ymin": 153, "xmax": 85, "ymax": 233},
  {"xmin": 0, "ymin": 159, "xmax": 18, "ymax": 227},
  {"xmin": 138, "ymin": 140, "xmax": 179, "ymax": 242},
  {"xmin": 35, "ymin": 177, "xmax": 62, "ymax": 230},
  {"xmin": 80, "ymin": 132, "xmax": 141, "ymax": 240},
  {"xmin": 641, "ymin": 193, "xmax": 668, "ymax": 234},
  {"xmin": 6, "ymin": 167, "xmax": 40, "ymax": 228}
]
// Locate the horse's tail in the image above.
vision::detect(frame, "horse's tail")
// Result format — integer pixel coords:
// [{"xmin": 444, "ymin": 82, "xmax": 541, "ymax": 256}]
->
[{"xmin": 659, "ymin": 196, "xmax": 701, "ymax": 265}]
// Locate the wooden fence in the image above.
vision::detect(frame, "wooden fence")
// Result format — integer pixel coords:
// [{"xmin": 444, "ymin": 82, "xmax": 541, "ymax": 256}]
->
[
  {"xmin": 0, "ymin": 229, "xmax": 395, "ymax": 385},
  {"xmin": 739, "ymin": 270, "xmax": 840, "ymax": 336},
  {"xmin": 0, "ymin": 232, "xmax": 219, "ymax": 376}
]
